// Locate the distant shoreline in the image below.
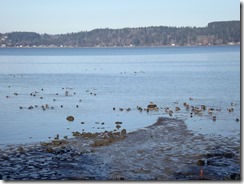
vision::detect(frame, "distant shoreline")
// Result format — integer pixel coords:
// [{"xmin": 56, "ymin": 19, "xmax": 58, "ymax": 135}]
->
[{"xmin": 0, "ymin": 44, "xmax": 240, "ymax": 49}]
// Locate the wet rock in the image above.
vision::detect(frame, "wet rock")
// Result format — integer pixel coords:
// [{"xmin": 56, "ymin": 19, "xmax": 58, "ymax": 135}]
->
[
  {"xmin": 120, "ymin": 129, "xmax": 127, "ymax": 137},
  {"xmin": 229, "ymin": 173, "xmax": 240, "ymax": 180},
  {"xmin": 46, "ymin": 147, "xmax": 55, "ymax": 153},
  {"xmin": 17, "ymin": 146, "xmax": 24, "ymax": 152},
  {"xmin": 66, "ymin": 116, "xmax": 74, "ymax": 121},
  {"xmin": 72, "ymin": 131, "xmax": 82, "ymax": 137}
]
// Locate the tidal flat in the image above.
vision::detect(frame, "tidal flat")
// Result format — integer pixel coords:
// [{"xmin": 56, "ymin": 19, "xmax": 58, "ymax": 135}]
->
[{"xmin": 0, "ymin": 117, "xmax": 240, "ymax": 180}]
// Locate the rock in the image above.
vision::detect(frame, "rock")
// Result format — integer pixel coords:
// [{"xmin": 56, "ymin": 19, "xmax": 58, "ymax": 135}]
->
[
  {"xmin": 17, "ymin": 146, "xmax": 24, "ymax": 152},
  {"xmin": 46, "ymin": 147, "xmax": 55, "ymax": 153},
  {"xmin": 72, "ymin": 131, "xmax": 81, "ymax": 137},
  {"xmin": 66, "ymin": 116, "xmax": 74, "ymax": 121},
  {"xmin": 197, "ymin": 160, "xmax": 205, "ymax": 166},
  {"xmin": 52, "ymin": 140, "xmax": 65, "ymax": 146},
  {"xmin": 229, "ymin": 173, "xmax": 240, "ymax": 180},
  {"xmin": 120, "ymin": 129, "xmax": 127, "ymax": 137},
  {"xmin": 223, "ymin": 153, "xmax": 234, "ymax": 158}
]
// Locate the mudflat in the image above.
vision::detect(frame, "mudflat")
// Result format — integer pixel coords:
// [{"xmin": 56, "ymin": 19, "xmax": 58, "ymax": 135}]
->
[{"xmin": 0, "ymin": 117, "xmax": 240, "ymax": 180}]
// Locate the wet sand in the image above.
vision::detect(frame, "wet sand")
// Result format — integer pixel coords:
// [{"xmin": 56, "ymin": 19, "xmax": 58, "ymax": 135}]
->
[{"xmin": 0, "ymin": 117, "xmax": 240, "ymax": 180}]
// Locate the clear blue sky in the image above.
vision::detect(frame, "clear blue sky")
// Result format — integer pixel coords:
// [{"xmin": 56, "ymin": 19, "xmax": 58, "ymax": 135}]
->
[{"xmin": 0, "ymin": 0, "xmax": 240, "ymax": 34}]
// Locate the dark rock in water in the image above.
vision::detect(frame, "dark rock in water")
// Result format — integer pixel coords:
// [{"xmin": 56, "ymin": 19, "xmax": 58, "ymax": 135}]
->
[
  {"xmin": 67, "ymin": 116, "xmax": 74, "ymax": 121},
  {"xmin": 229, "ymin": 173, "xmax": 240, "ymax": 180},
  {"xmin": 223, "ymin": 153, "xmax": 234, "ymax": 158},
  {"xmin": 197, "ymin": 160, "xmax": 205, "ymax": 166}
]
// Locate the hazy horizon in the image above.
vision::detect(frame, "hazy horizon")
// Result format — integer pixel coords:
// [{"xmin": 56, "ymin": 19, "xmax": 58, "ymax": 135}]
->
[
  {"xmin": 0, "ymin": 0, "xmax": 240, "ymax": 34},
  {"xmin": 0, "ymin": 20, "xmax": 240, "ymax": 35}
]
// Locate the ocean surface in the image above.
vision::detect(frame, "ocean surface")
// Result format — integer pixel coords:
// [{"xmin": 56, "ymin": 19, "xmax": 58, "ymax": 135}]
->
[{"xmin": 0, "ymin": 46, "xmax": 240, "ymax": 145}]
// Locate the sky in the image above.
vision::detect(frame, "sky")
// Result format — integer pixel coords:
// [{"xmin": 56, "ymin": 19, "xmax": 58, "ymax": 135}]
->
[{"xmin": 0, "ymin": 0, "xmax": 240, "ymax": 34}]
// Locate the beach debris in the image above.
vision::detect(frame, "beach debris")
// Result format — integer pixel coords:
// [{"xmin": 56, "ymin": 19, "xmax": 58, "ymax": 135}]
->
[{"xmin": 66, "ymin": 116, "xmax": 74, "ymax": 121}]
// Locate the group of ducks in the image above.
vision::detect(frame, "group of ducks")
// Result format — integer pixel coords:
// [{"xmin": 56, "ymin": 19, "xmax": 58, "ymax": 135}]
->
[{"xmin": 112, "ymin": 99, "xmax": 239, "ymax": 122}]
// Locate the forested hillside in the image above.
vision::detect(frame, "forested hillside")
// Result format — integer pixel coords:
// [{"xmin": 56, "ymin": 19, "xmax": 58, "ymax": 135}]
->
[{"xmin": 0, "ymin": 21, "xmax": 240, "ymax": 47}]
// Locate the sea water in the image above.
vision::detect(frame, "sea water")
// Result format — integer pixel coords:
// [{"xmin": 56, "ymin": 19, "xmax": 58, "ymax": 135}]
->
[{"xmin": 0, "ymin": 46, "xmax": 240, "ymax": 144}]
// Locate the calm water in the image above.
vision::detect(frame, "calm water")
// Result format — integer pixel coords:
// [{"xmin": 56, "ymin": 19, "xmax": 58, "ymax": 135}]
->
[{"xmin": 0, "ymin": 46, "xmax": 240, "ymax": 145}]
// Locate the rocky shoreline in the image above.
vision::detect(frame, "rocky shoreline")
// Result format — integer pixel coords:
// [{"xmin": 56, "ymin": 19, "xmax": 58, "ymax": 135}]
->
[{"xmin": 0, "ymin": 117, "xmax": 240, "ymax": 180}]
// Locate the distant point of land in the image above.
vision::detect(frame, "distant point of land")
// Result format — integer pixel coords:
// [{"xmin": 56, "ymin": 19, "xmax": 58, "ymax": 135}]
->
[{"xmin": 0, "ymin": 20, "xmax": 240, "ymax": 48}]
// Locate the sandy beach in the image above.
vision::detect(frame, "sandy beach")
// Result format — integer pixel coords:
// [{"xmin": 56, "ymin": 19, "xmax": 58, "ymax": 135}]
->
[{"xmin": 0, "ymin": 117, "xmax": 240, "ymax": 180}]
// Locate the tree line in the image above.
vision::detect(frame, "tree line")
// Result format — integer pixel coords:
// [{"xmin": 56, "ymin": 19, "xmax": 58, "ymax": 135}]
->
[{"xmin": 0, "ymin": 21, "xmax": 240, "ymax": 47}]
